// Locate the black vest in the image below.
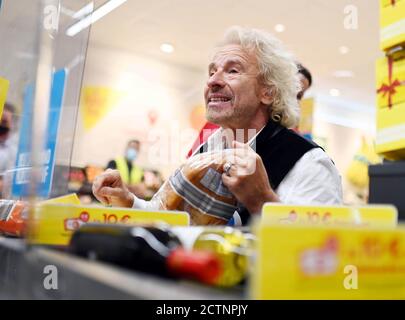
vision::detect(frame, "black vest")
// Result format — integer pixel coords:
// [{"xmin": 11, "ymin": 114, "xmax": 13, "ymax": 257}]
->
[{"xmin": 196, "ymin": 120, "xmax": 320, "ymax": 225}]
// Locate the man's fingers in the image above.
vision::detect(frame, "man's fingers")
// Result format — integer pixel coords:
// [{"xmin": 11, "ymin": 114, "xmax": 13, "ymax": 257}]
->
[
  {"xmin": 223, "ymin": 153, "xmax": 253, "ymax": 170},
  {"xmin": 224, "ymin": 153, "xmax": 247, "ymax": 165},
  {"xmin": 232, "ymin": 140, "xmax": 256, "ymax": 157},
  {"xmin": 226, "ymin": 143, "xmax": 254, "ymax": 159},
  {"xmin": 98, "ymin": 186, "xmax": 124, "ymax": 199},
  {"xmin": 92, "ymin": 182, "xmax": 104, "ymax": 201},
  {"xmin": 222, "ymin": 173, "xmax": 238, "ymax": 188},
  {"xmin": 93, "ymin": 170, "xmax": 120, "ymax": 192},
  {"xmin": 232, "ymin": 140, "xmax": 250, "ymax": 149},
  {"xmin": 94, "ymin": 194, "xmax": 110, "ymax": 205},
  {"xmin": 92, "ymin": 183, "xmax": 110, "ymax": 204}
]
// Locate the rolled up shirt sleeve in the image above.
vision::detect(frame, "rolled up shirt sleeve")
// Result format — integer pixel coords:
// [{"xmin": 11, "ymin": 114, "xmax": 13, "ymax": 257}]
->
[{"xmin": 131, "ymin": 193, "xmax": 160, "ymax": 210}]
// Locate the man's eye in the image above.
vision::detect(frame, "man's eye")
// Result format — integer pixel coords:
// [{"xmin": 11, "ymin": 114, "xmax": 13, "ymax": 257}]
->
[{"xmin": 229, "ymin": 69, "xmax": 239, "ymax": 74}]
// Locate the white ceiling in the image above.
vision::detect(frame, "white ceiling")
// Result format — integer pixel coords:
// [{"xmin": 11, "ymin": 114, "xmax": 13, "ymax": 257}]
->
[{"xmin": 88, "ymin": 0, "xmax": 382, "ymax": 110}]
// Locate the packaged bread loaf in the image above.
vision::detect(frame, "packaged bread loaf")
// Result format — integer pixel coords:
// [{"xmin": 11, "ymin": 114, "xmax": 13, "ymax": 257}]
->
[{"xmin": 151, "ymin": 151, "xmax": 237, "ymax": 225}]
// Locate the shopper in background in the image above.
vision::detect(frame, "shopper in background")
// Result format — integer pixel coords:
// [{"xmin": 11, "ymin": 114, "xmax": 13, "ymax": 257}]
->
[
  {"xmin": 106, "ymin": 139, "xmax": 147, "ymax": 198},
  {"xmin": 93, "ymin": 26, "xmax": 342, "ymax": 225},
  {"xmin": 187, "ymin": 62, "xmax": 313, "ymax": 157},
  {"xmin": 0, "ymin": 102, "xmax": 18, "ymax": 198},
  {"xmin": 296, "ymin": 63, "xmax": 312, "ymax": 101}
]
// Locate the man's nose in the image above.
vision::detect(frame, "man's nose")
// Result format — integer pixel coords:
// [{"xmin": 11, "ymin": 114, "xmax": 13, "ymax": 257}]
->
[{"xmin": 207, "ymin": 70, "xmax": 225, "ymax": 89}]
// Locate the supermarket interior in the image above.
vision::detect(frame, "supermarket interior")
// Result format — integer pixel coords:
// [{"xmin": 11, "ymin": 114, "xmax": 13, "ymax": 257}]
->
[{"xmin": 0, "ymin": 0, "xmax": 405, "ymax": 301}]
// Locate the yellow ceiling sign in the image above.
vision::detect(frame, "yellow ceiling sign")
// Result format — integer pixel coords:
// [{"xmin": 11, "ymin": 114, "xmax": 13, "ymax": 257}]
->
[{"xmin": 80, "ymin": 86, "xmax": 122, "ymax": 131}]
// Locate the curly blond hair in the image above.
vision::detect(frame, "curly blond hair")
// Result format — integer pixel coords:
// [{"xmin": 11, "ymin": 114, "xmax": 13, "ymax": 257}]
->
[{"xmin": 216, "ymin": 26, "xmax": 300, "ymax": 128}]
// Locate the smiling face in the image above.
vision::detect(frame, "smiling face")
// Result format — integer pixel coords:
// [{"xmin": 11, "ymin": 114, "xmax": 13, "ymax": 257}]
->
[{"xmin": 204, "ymin": 44, "xmax": 272, "ymax": 129}]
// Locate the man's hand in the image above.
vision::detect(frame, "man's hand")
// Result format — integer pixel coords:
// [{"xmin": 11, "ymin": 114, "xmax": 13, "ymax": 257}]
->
[
  {"xmin": 222, "ymin": 141, "xmax": 279, "ymax": 214},
  {"xmin": 92, "ymin": 169, "xmax": 134, "ymax": 207}
]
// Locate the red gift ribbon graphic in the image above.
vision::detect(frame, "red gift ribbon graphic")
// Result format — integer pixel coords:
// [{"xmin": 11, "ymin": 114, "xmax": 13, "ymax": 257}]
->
[{"xmin": 377, "ymin": 56, "xmax": 403, "ymax": 109}]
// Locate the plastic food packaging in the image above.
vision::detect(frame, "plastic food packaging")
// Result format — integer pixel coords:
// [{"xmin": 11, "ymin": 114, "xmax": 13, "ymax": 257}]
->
[
  {"xmin": 151, "ymin": 150, "xmax": 238, "ymax": 225},
  {"xmin": 0, "ymin": 200, "xmax": 27, "ymax": 236}
]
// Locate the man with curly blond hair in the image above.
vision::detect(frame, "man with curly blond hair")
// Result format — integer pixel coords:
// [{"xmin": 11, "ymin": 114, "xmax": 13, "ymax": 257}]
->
[{"xmin": 93, "ymin": 26, "xmax": 342, "ymax": 226}]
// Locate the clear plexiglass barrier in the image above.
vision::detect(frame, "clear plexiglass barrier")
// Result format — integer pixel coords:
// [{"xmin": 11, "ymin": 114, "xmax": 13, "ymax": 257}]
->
[{"xmin": 0, "ymin": 0, "xmax": 91, "ymax": 200}]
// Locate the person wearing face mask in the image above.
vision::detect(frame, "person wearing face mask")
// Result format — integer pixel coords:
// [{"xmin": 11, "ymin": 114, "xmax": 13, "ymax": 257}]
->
[
  {"xmin": 0, "ymin": 103, "xmax": 18, "ymax": 197},
  {"xmin": 106, "ymin": 139, "xmax": 146, "ymax": 198}
]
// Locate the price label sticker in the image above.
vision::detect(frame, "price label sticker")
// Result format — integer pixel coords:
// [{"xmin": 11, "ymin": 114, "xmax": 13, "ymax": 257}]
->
[
  {"xmin": 251, "ymin": 223, "xmax": 405, "ymax": 299},
  {"xmin": 30, "ymin": 203, "xmax": 190, "ymax": 245},
  {"xmin": 262, "ymin": 203, "xmax": 397, "ymax": 228}
]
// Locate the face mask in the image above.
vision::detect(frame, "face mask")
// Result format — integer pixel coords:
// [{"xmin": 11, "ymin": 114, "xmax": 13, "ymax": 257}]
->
[
  {"xmin": 0, "ymin": 125, "xmax": 10, "ymax": 135},
  {"xmin": 126, "ymin": 148, "xmax": 137, "ymax": 161}
]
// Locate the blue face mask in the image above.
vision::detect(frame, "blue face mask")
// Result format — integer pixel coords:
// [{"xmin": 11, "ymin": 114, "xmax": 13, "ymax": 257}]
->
[{"xmin": 126, "ymin": 148, "xmax": 137, "ymax": 161}]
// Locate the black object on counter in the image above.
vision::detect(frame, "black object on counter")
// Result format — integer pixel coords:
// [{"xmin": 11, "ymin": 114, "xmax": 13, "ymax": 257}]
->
[
  {"xmin": 369, "ymin": 161, "xmax": 405, "ymax": 221},
  {"xmin": 69, "ymin": 224, "xmax": 221, "ymax": 284}
]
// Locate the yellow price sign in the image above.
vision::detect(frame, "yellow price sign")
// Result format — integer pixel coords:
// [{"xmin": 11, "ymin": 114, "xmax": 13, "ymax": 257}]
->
[
  {"xmin": 251, "ymin": 223, "xmax": 405, "ymax": 299},
  {"xmin": 262, "ymin": 203, "xmax": 398, "ymax": 228},
  {"xmin": 0, "ymin": 76, "xmax": 10, "ymax": 118},
  {"xmin": 40, "ymin": 193, "xmax": 81, "ymax": 205},
  {"xmin": 29, "ymin": 203, "xmax": 189, "ymax": 246}
]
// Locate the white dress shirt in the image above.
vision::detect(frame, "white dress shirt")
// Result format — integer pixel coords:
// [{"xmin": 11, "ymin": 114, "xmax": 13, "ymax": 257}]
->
[{"xmin": 275, "ymin": 147, "xmax": 343, "ymax": 205}]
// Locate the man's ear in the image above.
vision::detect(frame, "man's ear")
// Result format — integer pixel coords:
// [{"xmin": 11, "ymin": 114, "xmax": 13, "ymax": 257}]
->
[{"xmin": 260, "ymin": 86, "xmax": 274, "ymax": 105}]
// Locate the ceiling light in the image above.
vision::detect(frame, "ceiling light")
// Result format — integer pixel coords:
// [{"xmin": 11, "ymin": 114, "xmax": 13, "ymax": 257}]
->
[
  {"xmin": 330, "ymin": 89, "xmax": 340, "ymax": 97},
  {"xmin": 66, "ymin": 0, "xmax": 128, "ymax": 37},
  {"xmin": 333, "ymin": 70, "xmax": 355, "ymax": 78},
  {"xmin": 339, "ymin": 46, "xmax": 350, "ymax": 55},
  {"xmin": 160, "ymin": 43, "xmax": 174, "ymax": 54},
  {"xmin": 72, "ymin": 2, "xmax": 94, "ymax": 19},
  {"xmin": 274, "ymin": 24, "xmax": 285, "ymax": 33}
]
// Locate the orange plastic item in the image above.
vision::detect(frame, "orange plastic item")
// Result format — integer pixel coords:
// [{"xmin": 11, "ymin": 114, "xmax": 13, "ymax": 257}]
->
[{"xmin": 0, "ymin": 200, "xmax": 27, "ymax": 237}]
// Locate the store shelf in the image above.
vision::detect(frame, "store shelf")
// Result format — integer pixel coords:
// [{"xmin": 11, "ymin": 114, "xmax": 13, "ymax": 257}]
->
[{"xmin": 0, "ymin": 237, "xmax": 244, "ymax": 300}]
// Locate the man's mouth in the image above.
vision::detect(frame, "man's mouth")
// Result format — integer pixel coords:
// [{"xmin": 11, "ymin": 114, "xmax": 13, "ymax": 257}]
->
[{"xmin": 207, "ymin": 95, "xmax": 232, "ymax": 107}]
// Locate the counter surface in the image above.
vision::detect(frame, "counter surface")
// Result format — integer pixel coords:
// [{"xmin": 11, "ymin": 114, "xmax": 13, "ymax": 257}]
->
[{"xmin": 0, "ymin": 237, "xmax": 244, "ymax": 300}]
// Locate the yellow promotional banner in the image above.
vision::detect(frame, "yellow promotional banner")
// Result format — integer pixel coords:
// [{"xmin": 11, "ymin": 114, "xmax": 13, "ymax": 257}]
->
[
  {"xmin": 262, "ymin": 203, "xmax": 398, "ymax": 227},
  {"xmin": 376, "ymin": 101, "xmax": 405, "ymax": 159},
  {"xmin": 80, "ymin": 86, "xmax": 122, "ymax": 131},
  {"xmin": 0, "ymin": 76, "xmax": 10, "ymax": 118},
  {"xmin": 380, "ymin": 0, "xmax": 405, "ymax": 51},
  {"xmin": 376, "ymin": 55, "xmax": 405, "ymax": 109},
  {"xmin": 252, "ymin": 223, "xmax": 405, "ymax": 299},
  {"xmin": 29, "ymin": 204, "xmax": 189, "ymax": 246},
  {"xmin": 380, "ymin": 0, "xmax": 403, "ymax": 8},
  {"xmin": 298, "ymin": 97, "xmax": 314, "ymax": 134}
]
